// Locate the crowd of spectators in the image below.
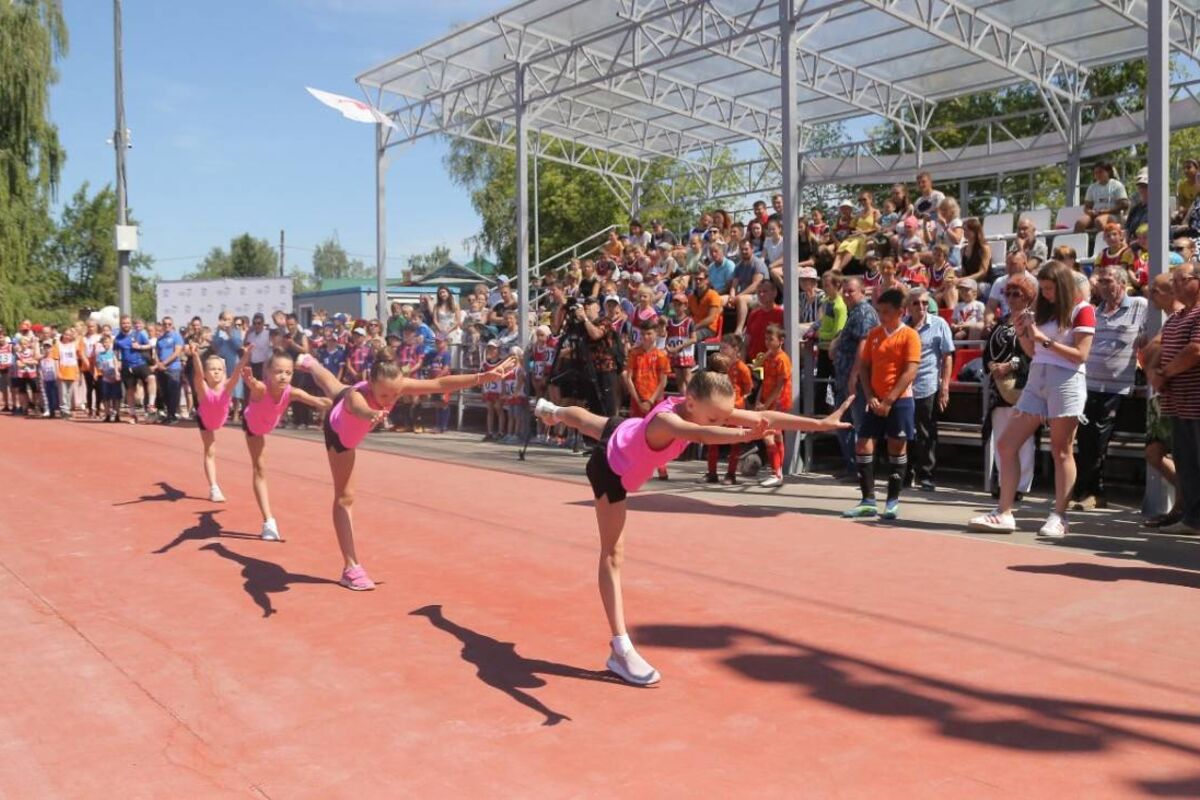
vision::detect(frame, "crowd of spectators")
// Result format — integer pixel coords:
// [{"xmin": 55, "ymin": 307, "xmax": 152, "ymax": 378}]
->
[{"xmin": 4, "ymin": 161, "xmax": 1199, "ymax": 535}]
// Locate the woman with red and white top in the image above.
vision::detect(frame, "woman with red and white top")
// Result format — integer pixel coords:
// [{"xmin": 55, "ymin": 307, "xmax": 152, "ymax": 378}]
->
[{"xmin": 970, "ymin": 262, "xmax": 1094, "ymax": 538}]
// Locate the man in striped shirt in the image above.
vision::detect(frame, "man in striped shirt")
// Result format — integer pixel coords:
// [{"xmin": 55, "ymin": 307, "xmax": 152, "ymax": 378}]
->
[
  {"xmin": 1072, "ymin": 264, "xmax": 1148, "ymax": 510},
  {"xmin": 1150, "ymin": 262, "xmax": 1200, "ymax": 534}
]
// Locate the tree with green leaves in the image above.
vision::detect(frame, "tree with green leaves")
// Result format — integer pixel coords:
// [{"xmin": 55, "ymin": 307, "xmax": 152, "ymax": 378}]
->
[
  {"xmin": 0, "ymin": 0, "xmax": 67, "ymax": 328},
  {"xmin": 408, "ymin": 245, "xmax": 451, "ymax": 275},
  {"xmin": 189, "ymin": 234, "xmax": 278, "ymax": 279},
  {"xmin": 49, "ymin": 182, "xmax": 155, "ymax": 322},
  {"xmin": 312, "ymin": 236, "xmax": 371, "ymax": 282}
]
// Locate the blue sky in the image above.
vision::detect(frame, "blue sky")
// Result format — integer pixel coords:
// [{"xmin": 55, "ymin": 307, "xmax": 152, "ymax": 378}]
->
[{"xmin": 51, "ymin": 0, "xmax": 511, "ymax": 280}]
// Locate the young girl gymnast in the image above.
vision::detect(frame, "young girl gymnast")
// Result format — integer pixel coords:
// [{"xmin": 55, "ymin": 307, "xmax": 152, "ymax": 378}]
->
[
  {"xmin": 534, "ymin": 372, "xmax": 854, "ymax": 685},
  {"xmin": 296, "ymin": 351, "xmax": 517, "ymax": 590},
  {"xmin": 186, "ymin": 342, "xmax": 251, "ymax": 503},
  {"xmin": 241, "ymin": 349, "xmax": 333, "ymax": 541}
]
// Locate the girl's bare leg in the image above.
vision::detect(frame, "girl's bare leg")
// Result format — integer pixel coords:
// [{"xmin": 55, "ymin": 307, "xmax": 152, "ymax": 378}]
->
[
  {"xmin": 1049, "ymin": 417, "xmax": 1079, "ymax": 517},
  {"xmin": 595, "ymin": 497, "xmax": 628, "ymax": 635},
  {"xmin": 299, "ymin": 355, "xmax": 344, "ymax": 397},
  {"xmin": 200, "ymin": 429, "xmax": 218, "ymax": 488},
  {"xmin": 537, "ymin": 403, "xmax": 608, "ymax": 440},
  {"xmin": 327, "ymin": 447, "xmax": 359, "ymax": 568},
  {"xmin": 244, "ymin": 434, "xmax": 273, "ymax": 522}
]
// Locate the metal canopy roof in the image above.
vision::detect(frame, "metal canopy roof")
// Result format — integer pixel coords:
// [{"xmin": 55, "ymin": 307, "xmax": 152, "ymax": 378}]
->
[{"xmin": 358, "ymin": 0, "xmax": 1200, "ymax": 191}]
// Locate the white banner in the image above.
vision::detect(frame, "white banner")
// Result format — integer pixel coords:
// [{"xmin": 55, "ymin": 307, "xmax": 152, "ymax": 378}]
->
[{"xmin": 155, "ymin": 278, "xmax": 293, "ymax": 328}]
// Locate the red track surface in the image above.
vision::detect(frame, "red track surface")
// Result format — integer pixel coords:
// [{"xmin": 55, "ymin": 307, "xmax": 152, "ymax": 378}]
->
[{"xmin": 1, "ymin": 416, "xmax": 1198, "ymax": 799}]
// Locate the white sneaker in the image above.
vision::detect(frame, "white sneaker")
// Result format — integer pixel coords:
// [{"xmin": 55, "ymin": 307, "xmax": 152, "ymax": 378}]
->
[
  {"xmin": 533, "ymin": 398, "xmax": 559, "ymax": 423},
  {"xmin": 967, "ymin": 510, "xmax": 1017, "ymax": 532},
  {"xmin": 209, "ymin": 486, "xmax": 226, "ymax": 503},
  {"xmin": 295, "ymin": 353, "xmax": 316, "ymax": 372},
  {"xmin": 606, "ymin": 645, "xmax": 661, "ymax": 686},
  {"xmin": 759, "ymin": 473, "xmax": 783, "ymax": 488},
  {"xmin": 260, "ymin": 519, "xmax": 281, "ymax": 542},
  {"xmin": 1038, "ymin": 513, "xmax": 1068, "ymax": 539}
]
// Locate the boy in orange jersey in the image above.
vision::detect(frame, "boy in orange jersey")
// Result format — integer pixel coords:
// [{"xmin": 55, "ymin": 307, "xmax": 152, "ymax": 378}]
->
[
  {"xmin": 622, "ymin": 318, "xmax": 671, "ymax": 479},
  {"xmin": 754, "ymin": 324, "xmax": 792, "ymax": 487},
  {"xmin": 703, "ymin": 334, "xmax": 754, "ymax": 484}
]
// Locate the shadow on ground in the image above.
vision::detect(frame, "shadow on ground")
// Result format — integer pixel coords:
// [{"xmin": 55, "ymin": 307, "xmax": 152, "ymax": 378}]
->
[{"xmin": 411, "ymin": 604, "xmax": 632, "ymax": 726}]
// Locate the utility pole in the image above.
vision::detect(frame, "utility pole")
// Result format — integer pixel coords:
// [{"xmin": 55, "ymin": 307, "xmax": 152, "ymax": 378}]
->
[
  {"xmin": 279, "ymin": 229, "xmax": 285, "ymax": 277},
  {"xmin": 113, "ymin": 0, "xmax": 132, "ymax": 315}
]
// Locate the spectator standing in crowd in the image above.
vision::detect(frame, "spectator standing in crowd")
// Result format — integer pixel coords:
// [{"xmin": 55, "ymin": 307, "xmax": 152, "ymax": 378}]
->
[
  {"xmin": 114, "ymin": 315, "xmax": 151, "ymax": 424},
  {"xmin": 51, "ymin": 327, "xmax": 82, "ymax": 419},
  {"xmin": 283, "ymin": 314, "xmax": 314, "ymax": 428},
  {"xmin": 623, "ymin": 319, "xmax": 671, "ymax": 479},
  {"xmin": 0, "ymin": 327, "xmax": 11, "ymax": 412},
  {"xmin": 1148, "ymin": 262, "xmax": 1200, "ymax": 534},
  {"xmin": 1008, "ymin": 216, "xmax": 1048, "ymax": 268},
  {"xmin": 1141, "ymin": 274, "xmax": 1184, "ymax": 527},
  {"xmin": 755, "ymin": 324, "xmax": 793, "ymax": 488},
  {"xmin": 981, "ymin": 273, "xmax": 1037, "ymax": 499},
  {"xmin": 153, "ymin": 316, "xmax": 185, "ymax": 424},
  {"xmin": 211, "ymin": 311, "xmax": 244, "ymax": 422},
  {"xmin": 1072, "ymin": 264, "xmax": 1147, "ymax": 510},
  {"xmin": 970, "ymin": 261, "xmax": 1095, "ymax": 537},
  {"xmin": 843, "ymin": 289, "xmax": 920, "ymax": 519},
  {"xmin": 1076, "ymin": 162, "xmax": 1129, "ymax": 232},
  {"xmin": 574, "ymin": 297, "xmax": 621, "ymax": 416},
  {"xmin": 831, "ymin": 277, "xmax": 879, "ymax": 477},
  {"xmin": 905, "ymin": 288, "xmax": 954, "ymax": 491},
  {"xmin": 245, "ymin": 313, "xmax": 272, "ymax": 381}
]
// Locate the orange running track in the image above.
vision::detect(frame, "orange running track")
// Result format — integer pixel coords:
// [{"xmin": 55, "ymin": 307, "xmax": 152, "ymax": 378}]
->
[{"xmin": 0, "ymin": 415, "xmax": 1198, "ymax": 799}]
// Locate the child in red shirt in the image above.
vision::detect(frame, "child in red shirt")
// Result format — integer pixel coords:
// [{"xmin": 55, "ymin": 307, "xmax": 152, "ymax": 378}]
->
[
  {"xmin": 755, "ymin": 324, "xmax": 793, "ymax": 487},
  {"xmin": 703, "ymin": 333, "xmax": 755, "ymax": 484}
]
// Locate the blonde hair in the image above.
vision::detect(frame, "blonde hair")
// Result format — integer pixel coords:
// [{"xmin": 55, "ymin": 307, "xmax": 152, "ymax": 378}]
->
[{"xmin": 687, "ymin": 370, "xmax": 735, "ymax": 401}]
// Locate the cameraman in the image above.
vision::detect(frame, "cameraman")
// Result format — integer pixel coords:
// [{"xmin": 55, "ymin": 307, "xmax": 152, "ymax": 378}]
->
[{"xmin": 572, "ymin": 296, "xmax": 623, "ymax": 415}]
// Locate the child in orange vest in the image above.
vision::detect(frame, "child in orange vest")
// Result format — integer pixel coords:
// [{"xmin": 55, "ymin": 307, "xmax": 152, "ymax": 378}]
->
[{"xmin": 755, "ymin": 324, "xmax": 792, "ymax": 487}]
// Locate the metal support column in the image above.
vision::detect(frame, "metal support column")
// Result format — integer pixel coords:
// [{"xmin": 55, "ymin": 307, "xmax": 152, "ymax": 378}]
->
[
  {"xmin": 630, "ymin": 180, "xmax": 641, "ymax": 220},
  {"xmin": 780, "ymin": 0, "xmax": 803, "ymax": 473},
  {"xmin": 1144, "ymin": 0, "xmax": 1171, "ymax": 516},
  {"xmin": 515, "ymin": 66, "xmax": 531, "ymax": 350},
  {"xmin": 532, "ymin": 137, "xmax": 541, "ymax": 269},
  {"xmin": 375, "ymin": 123, "xmax": 389, "ymax": 322},
  {"xmin": 1065, "ymin": 102, "xmax": 1083, "ymax": 206},
  {"xmin": 113, "ymin": 0, "xmax": 131, "ymax": 315}
]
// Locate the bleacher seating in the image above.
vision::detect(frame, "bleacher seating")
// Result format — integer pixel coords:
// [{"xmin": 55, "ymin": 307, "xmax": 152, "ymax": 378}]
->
[
  {"xmin": 1050, "ymin": 232, "xmax": 1090, "ymax": 261},
  {"xmin": 1053, "ymin": 205, "xmax": 1086, "ymax": 231},
  {"xmin": 983, "ymin": 212, "xmax": 1014, "ymax": 241},
  {"xmin": 1024, "ymin": 208, "xmax": 1052, "ymax": 232}
]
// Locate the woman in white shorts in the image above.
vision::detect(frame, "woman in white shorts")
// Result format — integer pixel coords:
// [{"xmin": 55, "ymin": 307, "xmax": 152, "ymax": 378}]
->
[{"xmin": 970, "ymin": 263, "xmax": 1094, "ymax": 538}]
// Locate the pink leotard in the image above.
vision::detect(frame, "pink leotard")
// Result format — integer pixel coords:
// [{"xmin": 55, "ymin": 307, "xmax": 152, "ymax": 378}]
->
[
  {"xmin": 327, "ymin": 381, "xmax": 386, "ymax": 449},
  {"xmin": 197, "ymin": 383, "xmax": 234, "ymax": 432},
  {"xmin": 607, "ymin": 396, "xmax": 690, "ymax": 492},
  {"xmin": 243, "ymin": 382, "xmax": 292, "ymax": 436}
]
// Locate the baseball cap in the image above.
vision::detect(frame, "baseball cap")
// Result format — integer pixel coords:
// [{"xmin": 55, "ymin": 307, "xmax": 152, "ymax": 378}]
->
[
  {"xmin": 352, "ymin": 327, "xmax": 367, "ymax": 336},
  {"xmin": 798, "ymin": 267, "xmax": 818, "ymax": 280},
  {"xmin": 604, "ymin": 295, "xmax": 621, "ymax": 305},
  {"xmin": 903, "ymin": 241, "xmax": 922, "ymax": 252},
  {"xmin": 252, "ymin": 313, "xmax": 265, "ymax": 322},
  {"xmin": 959, "ymin": 277, "xmax": 979, "ymax": 291},
  {"xmin": 334, "ymin": 313, "xmax": 348, "ymax": 322},
  {"xmin": 839, "ymin": 199, "xmax": 854, "ymax": 209},
  {"xmin": 1136, "ymin": 167, "xmax": 1149, "ymax": 186},
  {"xmin": 485, "ymin": 339, "xmax": 500, "ymax": 348},
  {"xmin": 630, "ymin": 271, "xmax": 644, "ymax": 284}
]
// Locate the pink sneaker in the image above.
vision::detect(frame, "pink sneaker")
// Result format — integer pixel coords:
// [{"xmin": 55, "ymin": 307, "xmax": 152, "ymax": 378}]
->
[{"xmin": 339, "ymin": 565, "xmax": 376, "ymax": 591}]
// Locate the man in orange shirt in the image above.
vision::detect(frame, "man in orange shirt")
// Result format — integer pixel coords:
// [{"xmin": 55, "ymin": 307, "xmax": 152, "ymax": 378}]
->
[
  {"xmin": 844, "ymin": 288, "xmax": 920, "ymax": 520},
  {"xmin": 687, "ymin": 266, "xmax": 723, "ymax": 343}
]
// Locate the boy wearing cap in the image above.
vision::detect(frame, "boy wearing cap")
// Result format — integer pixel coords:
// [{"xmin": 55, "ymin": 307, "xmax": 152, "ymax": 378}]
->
[{"xmin": 951, "ymin": 278, "xmax": 986, "ymax": 340}]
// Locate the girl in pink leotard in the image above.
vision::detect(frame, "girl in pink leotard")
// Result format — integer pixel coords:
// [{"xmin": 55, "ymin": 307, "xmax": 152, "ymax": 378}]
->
[
  {"xmin": 186, "ymin": 343, "xmax": 251, "ymax": 504},
  {"xmin": 240, "ymin": 349, "xmax": 332, "ymax": 541},
  {"xmin": 533, "ymin": 372, "xmax": 854, "ymax": 686},
  {"xmin": 295, "ymin": 350, "xmax": 515, "ymax": 591}
]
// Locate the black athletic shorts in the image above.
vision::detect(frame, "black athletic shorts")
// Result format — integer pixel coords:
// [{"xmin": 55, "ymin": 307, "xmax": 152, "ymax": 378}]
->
[
  {"xmin": 585, "ymin": 417, "xmax": 626, "ymax": 503},
  {"xmin": 323, "ymin": 387, "xmax": 354, "ymax": 453},
  {"xmin": 121, "ymin": 363, "xmax": 150, "ymax": 391}
]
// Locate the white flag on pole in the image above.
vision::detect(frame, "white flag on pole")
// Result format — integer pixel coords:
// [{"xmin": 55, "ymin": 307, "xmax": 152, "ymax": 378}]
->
[{"xmin": 306, "ymin": 87, "xmax": 398, "ymax": 132}]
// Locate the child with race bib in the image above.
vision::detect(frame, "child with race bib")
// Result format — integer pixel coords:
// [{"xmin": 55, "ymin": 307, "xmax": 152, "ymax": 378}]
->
[
  {"xmin": 296, "ymin": 350, "xmax": 516, "ymax": 590},
  {"xmin": 534, "ymin": 371, "xmax": 854, "ymax": 685}
]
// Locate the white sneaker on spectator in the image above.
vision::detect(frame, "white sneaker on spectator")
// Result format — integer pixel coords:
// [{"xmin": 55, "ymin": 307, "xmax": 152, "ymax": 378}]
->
[
  {"xmin": 967, "ymin": 510, "xmax": 1016, "ymax": 532},
  {"xmin": 606, "ymin": 644, "xmax": 660, "ymax": 686},
  {"xmin": 209, "ymin": 486, "xmax": 226, "ymax": 503},
  {"xmin": 1038, "ymin": 513, "xmax": 1068, "ymax": 539},
  {"xmin": 759, "ymin": 473, "xmax": 783, "ymax": 489}
]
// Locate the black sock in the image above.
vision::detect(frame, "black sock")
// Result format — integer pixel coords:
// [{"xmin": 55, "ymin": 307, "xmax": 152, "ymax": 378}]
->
[
  {"xmin": 857, "ymin": 453, "xmax": 875, "ymax": 502},
  {"xmin": 887, "ymin": 453, "xmax": 908, "ymax": 502}
]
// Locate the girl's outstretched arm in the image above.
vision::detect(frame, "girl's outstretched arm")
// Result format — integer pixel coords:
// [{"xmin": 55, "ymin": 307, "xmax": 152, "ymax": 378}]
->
[
  {"xmin": 401, "ymin": 355, "xmax": 517, "ymax": 398},
  {"xmin": 241, "ymin": 366, "xmax": 266, "ymax": 401},
  {"xmin": 650, "ymin": 411, "xmax": 769, "ymax": 446},
  {"xmin": 223, "ymin": 348, "xmax": 252, "ymax": 394},
  {"xmin": 290, "ymin": 386, "xmax": 333, "ymax": 413},
  {"xmin": 728, "ymin": 394, "xmax": 855, "ymax": 433}
]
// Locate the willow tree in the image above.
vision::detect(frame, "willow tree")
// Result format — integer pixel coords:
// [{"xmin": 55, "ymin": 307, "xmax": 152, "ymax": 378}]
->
[{"xmin": 0, "ymin": 0, "xmax": 68, "ymax": 327}]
